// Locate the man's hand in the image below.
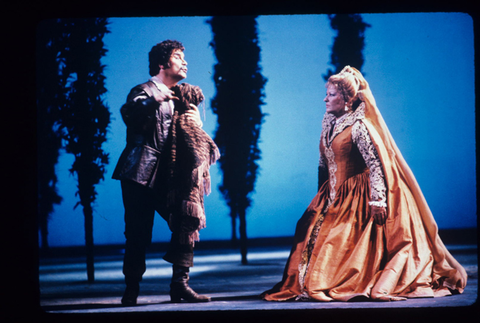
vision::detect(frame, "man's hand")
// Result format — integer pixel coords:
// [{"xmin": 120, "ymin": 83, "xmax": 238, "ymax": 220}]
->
[
  {"xmin": 185, "ymin": 104, "xmax": 203, "ymax": 127},
  {"xmin": 153, "ymin": 89, "xmax": 178, "ymax": 103},
  {"xmin": 371, "ymin": 205, "xmax": 387, "ymax": 225}
]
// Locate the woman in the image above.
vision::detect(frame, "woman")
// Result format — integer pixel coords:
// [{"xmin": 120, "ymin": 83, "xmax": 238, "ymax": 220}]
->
[{"xmin": 262, "ymin": 66, "xmax": 467, "ymax": 302}]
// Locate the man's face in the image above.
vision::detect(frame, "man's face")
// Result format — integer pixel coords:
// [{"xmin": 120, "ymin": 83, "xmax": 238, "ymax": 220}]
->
[{"xmin": 163, "ymin": 49, "xmax": 188, "ymax": 81}]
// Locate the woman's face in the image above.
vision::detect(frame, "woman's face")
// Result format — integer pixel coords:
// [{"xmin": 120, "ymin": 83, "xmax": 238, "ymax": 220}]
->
[{"xmin": 324, "ymin": 83, "xmax": 346, "ymax": 118}]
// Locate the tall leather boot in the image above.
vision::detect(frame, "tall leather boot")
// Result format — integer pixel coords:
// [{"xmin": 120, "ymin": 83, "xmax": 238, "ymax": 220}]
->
[
  {"xmin": 121, "ymin": 278, "xmax": 139, "ymax": 306},
  {"xmin": 170, "ymin": 265, "xmax": 211, "ymax": 303}
]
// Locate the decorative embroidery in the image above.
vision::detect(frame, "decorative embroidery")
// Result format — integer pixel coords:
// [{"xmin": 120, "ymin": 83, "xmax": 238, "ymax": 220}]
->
[
  {"xmin": 324, "ymin": 145, "xmax": 337, "ymax": 204},
  {"xmin": 369, "ymin": 200, "xmax": 387, "ymax": 208},
  {"xmin": 323, "ymin": 103, "xmax": 366, "ymax": 148},
  {"xmin": 320, "ymin": 103, "xmax": 366, "ymax": 205},
  {"xmin": 351, "ymin": 121, "xmax": 387, "ymax": 205},
  {"xmin": 295, "ymin": 291, "xmax": 310, "ymax": 301},
  {"xmin": 319, "ymin": 102, "xmax": 386, "ymax": 206},
  {"xmin": 297, "ymin": 213, "xmax": 325, "ymax": 299},
  {"xmin": 300, "ymin": 103, "xmax": 386, "ymax": 299}
]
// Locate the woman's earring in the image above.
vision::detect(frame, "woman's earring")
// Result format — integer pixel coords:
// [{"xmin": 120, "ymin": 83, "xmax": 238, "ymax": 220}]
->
[{"xmin": 345, "ymin": 104, "xmax": 349, "ymax": 111}]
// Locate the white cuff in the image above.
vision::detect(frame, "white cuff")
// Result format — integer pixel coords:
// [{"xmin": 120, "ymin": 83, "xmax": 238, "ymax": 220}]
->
[{"xmin": 369, "ymin": 200, "xmax": 387, "ymax": 208}]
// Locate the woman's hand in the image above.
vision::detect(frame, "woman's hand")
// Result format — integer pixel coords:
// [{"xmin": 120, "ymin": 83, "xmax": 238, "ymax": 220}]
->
[
  {"xmin": 371, "ymin": 205, "xmax": 387, "ymax": 225},
  {"xmin": 185, "ymin": 104, "xmax": 203, "ymax": 127}
]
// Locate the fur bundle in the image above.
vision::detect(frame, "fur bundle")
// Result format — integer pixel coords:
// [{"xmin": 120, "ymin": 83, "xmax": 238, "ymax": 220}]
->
[{"xmin": 167, "ymin": 83, "xmax": 220, "ymax": 245}]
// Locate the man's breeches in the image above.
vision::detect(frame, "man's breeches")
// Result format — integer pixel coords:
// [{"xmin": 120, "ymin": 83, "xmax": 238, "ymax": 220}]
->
[{"xmin": 121, "ymin": 180, "xmax": 193, "ymax": 283}]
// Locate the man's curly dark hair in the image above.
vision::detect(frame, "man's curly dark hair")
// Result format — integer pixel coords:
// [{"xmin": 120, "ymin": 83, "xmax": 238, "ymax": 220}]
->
[{"xmin": 149, "ymin": 40, "xmax": 185, "ymax": 76}]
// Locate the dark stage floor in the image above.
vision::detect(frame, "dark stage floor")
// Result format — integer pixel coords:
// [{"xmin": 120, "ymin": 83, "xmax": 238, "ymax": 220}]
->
[{"xmin": 35, "ymin": 240, "xmax": 478, "ymax": 321}]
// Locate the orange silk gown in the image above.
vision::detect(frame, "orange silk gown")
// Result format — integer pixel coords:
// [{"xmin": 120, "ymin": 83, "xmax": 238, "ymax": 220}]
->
[{"xmin": 263, "ymin": 102, "xmax": 467, "ymax": 302}]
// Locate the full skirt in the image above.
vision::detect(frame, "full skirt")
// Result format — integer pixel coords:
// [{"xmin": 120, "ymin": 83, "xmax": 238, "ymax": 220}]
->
[{"xmin": 263, "ymin": 172, "xmax": 463, "ymax": 302}]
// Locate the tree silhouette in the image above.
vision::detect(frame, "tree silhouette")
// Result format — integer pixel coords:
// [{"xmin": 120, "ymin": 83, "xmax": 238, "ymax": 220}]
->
[
  {"xmin": 56, "ymin": 18, "xmax": 111, "ymax": 282},
  {"xmin": 36, "ymin": 20, "xmax": 65, "ymax": 252},
  {"xmin": 323, "ymin": 14, "xmax": 371, "ymax": 81},
  {"xmin": 207, "ymin": 16, "xmax": 267, "ymax": 264}
]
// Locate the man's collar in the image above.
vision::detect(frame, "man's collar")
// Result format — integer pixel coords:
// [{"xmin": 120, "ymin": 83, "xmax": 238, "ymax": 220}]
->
[{"xmin": 149, "ymin": 76, "xmax": 169, "ymax": 92}]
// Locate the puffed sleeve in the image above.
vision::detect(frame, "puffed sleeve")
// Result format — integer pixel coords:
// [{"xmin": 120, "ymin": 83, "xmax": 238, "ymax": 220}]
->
[
  {"xmin": 351, "ymin": 120, "xmax": 387, "ymax": 207},
  {"xmin": 318, "ymin": 148, "xmax": 328, "ymax": 191}
]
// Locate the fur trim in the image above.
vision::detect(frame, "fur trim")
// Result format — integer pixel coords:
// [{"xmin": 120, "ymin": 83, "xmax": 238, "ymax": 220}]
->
[{"xmin": 166, "ymin": 83, "xmax": 220, "ymax": 246}]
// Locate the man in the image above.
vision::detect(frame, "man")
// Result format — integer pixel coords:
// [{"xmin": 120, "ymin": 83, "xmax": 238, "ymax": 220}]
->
[{"xmin": 112, "ymin": 40, "xmax": 210, "ymax": 305}]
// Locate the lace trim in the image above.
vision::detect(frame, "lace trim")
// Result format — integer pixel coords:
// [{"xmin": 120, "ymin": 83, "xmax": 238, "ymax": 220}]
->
[
  {"xmin": 324, "ymin": 145, "xmax": 337, "ymax": 204},
  {"xmin": 295, "ymin": 291, "xmax": 310, "ymax": 301},
  {"xmin": 297, "ymin": 214, "xmax": 325, "ymax": 298},
  {"xmin": 369, "ymin": 200, "xmax": 387, "ymax": 208},
  {"xmin": 351, "ymin": 121, "xmax": 387, "ymax": 204},
  {"xmin": 321, "ymin": 102, "xmax": 366, "ymax": 148},
  {"xmin": 320, "ymin": 103, "xmax": 367, "ymax": 204}
]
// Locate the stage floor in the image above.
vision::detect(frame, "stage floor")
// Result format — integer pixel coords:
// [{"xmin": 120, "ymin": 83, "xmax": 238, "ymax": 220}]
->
[{"xmin": 38, "ymin": 243, "xmax": 478, "ymax": 320}]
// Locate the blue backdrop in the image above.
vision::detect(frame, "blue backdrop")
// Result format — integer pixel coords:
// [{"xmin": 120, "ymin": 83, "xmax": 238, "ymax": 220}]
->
[{"xmin": 44, "ymin": 13, "xmax": 476, "ymax": 247}]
